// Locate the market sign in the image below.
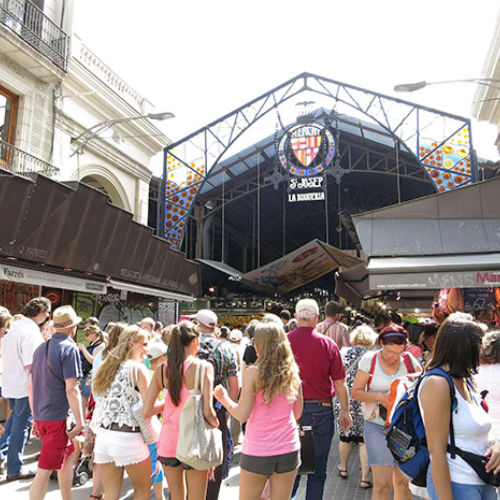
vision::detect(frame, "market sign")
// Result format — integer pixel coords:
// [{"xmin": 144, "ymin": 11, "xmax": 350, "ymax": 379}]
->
[
  {"xmin": 0, "ymin": 264, "xmax": 107, "ymax": 294},
  {"xmin": 287, "ymin": 176, "xmax": 325, "ymax": 203},
  {"xmin": 369, "ymin": 269, "xmax": 500, "ymax": 290},
  {"xmin": 278, "ymin": 122, "xmax": 335, "ymax": 177}
]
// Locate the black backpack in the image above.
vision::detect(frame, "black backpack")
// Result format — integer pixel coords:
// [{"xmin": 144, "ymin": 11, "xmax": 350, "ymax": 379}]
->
[{"xmin": 197, "ymin": 336, "xmax": 224, "ymax": 387}]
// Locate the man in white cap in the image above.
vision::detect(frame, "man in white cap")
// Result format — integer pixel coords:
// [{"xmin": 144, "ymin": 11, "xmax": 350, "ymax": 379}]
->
[
  {"xmin": 288, "ymin": 299, "xmax": 352, "ymax": 500},
  {"xmin": 193, "ymin": 309, "xmax": 238, "ymax": 500},
  {"xmin": 28, "ymin": 305, "xmax": 84, "ymax": 500},
  {"xmin": 0, "ymin": 297, "xmax": 50, "ymax": 480}
]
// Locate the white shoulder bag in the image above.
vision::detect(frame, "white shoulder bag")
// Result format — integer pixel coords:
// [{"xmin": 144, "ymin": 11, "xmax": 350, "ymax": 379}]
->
[{"xmin": 176, "ymin": 361, "xmax": 223, "ymax": 470}]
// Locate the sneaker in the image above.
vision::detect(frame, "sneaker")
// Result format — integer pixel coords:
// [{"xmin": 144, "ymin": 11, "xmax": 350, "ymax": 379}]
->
[{"xmin": 6, "ymin": 470, "xmax": 36, "ymax": 481}]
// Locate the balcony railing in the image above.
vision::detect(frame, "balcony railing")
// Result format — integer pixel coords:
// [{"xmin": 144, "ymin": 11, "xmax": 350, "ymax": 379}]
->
[
  {"xmin": 0, "ymin": 140, "xmax": 60, "ymax": 178},
  {"xmin": 0, "ymin": 0, "xmax": 68, "ymax": 70}
]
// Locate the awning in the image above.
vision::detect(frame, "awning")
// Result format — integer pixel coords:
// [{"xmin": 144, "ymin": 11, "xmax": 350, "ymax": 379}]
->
[
  {"xmin": 0, "ymin": 173, "xmax": 201, "ymax": 298},
  {"xmin": 368, "ymin": 253, "xmax": 500, "ymax": 290},
  {"xmin": 195, "ymin": 259, "xmax": 243, "ymax": 281},
  {"xmin": 0, "ymin": 262, "xmax": 107, "ymax": 294},
  {"xmin": 353, "ymin": 176, "xmax": 500, "ymax": 258},
  {"xmin": 334, "ymin": 263, "xmax": 370, "ymax": 309},
  {"xmin": 109, "ymin": 279, "xmax": 194, "ymax": 302}
]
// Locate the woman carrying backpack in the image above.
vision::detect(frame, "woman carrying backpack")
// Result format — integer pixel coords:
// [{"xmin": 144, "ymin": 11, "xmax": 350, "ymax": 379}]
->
[
  {"xmin": 214, "ymin": 321, "xmax": 303, "ymax": 500},
  {"xmin": 143, "ymin": 321, "xmax": 219, "ymax": 500},
  {"xmin": 352, "ymin": 324, "xmax": 421, "ymax": 500},
  {"xmin": 419, "ymin": 313, "xmax": 500, "ymax": 500}
]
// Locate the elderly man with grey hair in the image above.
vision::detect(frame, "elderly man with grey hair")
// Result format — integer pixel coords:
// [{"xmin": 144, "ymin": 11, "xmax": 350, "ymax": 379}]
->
[{"xmin": 288, "ymin": 299, "xmax": 352, "ymax": 500}]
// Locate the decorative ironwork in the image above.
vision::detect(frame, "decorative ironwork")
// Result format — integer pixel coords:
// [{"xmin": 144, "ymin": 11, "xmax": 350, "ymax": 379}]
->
[
  {"xmin": 162, "ymin": 73, "xmax": 477, "ymax": 248},
  {"xmin": 0, "ymin": 139, "xmax": 60, "ymax": 178},
  {"xmin": 0, "ymin": 0, "xmax": 68, "ymax": 70}
]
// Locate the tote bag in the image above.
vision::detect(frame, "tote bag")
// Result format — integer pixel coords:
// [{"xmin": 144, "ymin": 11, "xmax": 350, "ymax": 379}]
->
[{"xmin": 176, "ymin": 361, "xmax": 223, "ymax": 470}]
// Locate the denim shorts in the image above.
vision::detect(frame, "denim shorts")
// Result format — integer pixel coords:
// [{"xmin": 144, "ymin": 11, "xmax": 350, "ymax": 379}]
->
[
  {"xmin": 426, "ymin": 465, "xmax": 499, "ymax": 500},
  {"xmin": 79, "ymin": 374, "xmax": 91, "ymax": 398},
  {"xmin": 240, "ymin": 451, "xmax": 300, "ymax": 475},
  {"xmin": 363, "ymin": 420, "xmax": 394, "ymax": 466}
]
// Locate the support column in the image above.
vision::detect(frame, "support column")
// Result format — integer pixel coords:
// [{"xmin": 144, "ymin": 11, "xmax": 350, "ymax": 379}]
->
[{"xmin": 194, "ymin": 204, "xmax": 204, "ymax": 259}]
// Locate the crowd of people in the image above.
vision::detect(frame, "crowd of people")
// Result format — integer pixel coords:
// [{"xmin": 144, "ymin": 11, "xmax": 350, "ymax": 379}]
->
[{"xmin": 0, "ymin": 297, "xmax": 499, "ymax": 500}]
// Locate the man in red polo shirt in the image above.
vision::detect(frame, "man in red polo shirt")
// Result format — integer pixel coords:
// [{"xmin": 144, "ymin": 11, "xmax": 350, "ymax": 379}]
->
[{"xmin": 288, "ymin": 299, "xmax": 352, "ymax": 500}]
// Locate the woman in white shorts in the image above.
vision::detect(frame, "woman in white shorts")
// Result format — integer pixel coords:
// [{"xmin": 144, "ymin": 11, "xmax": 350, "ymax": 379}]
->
[{"xmin": 92, "ymin": 325, "xmax": 152, "ymax": 500}]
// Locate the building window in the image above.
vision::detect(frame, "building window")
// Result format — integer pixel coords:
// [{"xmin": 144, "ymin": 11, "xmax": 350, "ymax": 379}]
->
[{"xmin": 0, "ymin": 85, "xmax": 18, "ymax": 162}]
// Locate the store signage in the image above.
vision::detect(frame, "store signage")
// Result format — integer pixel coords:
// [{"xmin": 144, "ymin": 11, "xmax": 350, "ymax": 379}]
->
[
  {"xmin": 242, "ymin": 239, "xmax": 359, "ymax": 292},
  {"xmin": 288, "ymin": 176, "xmax": 325, "ymax": 203},
  {"xmin": 369, "ymin": 269, "xmax": 500, "ymax": 290},
  {"xmin": 463, "ymin": 287, "xmax": 496, "ymax": 311},
  {"xmin": 278, "ymin": 122, "xmax": 335, "ymax": 177},
  {"xmin": 0, "ymin": 264, "xmax": 107, "ymax": 294}
]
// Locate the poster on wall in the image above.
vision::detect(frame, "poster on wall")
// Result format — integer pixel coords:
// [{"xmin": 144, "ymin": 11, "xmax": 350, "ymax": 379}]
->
[
  {"xmin": 95, "ymin": 289, "xmax": 159, "ymax": 330},
  {"xmin": 0, "ymin": 280, "xmax": 39, "ymax": 314},
  {"xmin": 72, "ymin": 292, "xmax": 97, "ymax": 343},
  {"xmin": 158, "ymin": 301, "xmax": 176, "ymax": 326}
]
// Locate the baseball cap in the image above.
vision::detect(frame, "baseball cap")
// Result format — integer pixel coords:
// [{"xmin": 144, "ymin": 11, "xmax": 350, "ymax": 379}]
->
[
  {"xmin": 295, "ymin": 299, "xmax": 319, "ymax": 319},
  {"xmin": 229, "ymin": 329, "xmax": 243, "ymax": 342},
  {"xmin": 193, "ymin": 309, "xmax": 218, "ymax": 328},
  {"xmin": 147, "ymin": 339, "xmax": 168, "ymax": 360}
]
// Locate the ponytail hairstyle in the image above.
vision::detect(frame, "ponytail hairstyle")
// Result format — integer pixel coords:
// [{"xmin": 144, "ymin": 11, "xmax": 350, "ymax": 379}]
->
[
  {"xmin": 93, "ymin": 325, "xmax": 147, "ymax": 396},
  {"xmin": 167, "ymin": 321, "xmax": 200, "ymax": 406}
]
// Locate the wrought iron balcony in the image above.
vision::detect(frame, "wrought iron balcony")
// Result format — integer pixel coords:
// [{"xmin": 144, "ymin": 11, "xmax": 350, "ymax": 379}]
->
[
  {"xmin": 0, "ymin": 140, "xmax": 60, "ymax": 178},
  {"xmin": 0, "ymin": 0, "xmax": 68, "ymax": 70}
]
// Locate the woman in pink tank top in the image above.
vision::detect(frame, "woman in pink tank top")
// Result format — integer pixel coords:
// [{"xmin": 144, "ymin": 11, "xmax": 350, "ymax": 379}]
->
[
  {"xmin": 214, "ymin": 321, "xmax": 303, "ymax": 500},
  {"xmin": 144, "ymin": 322, "xmax": 219, "ymax": 500}
]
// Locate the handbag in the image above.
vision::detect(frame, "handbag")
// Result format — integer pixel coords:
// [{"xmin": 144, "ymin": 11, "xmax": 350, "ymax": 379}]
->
[
  {"xmin": 298, "ymin": 425, "xmax": 315, "ymax": 474},
  {"xmin": 449, "ymin": 446, "xmax": 500, "ymax": 487},
  {"xmin": 176, "ymin": 361, "xmax": 223, "ymax": 470},
  {"xmin": 129, "ymin": 364, "xmax": 160, "ymax": 444}
]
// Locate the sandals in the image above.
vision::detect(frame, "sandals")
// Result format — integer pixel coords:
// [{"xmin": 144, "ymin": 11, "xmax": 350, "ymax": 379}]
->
[
  {"xmin": 90, "ymin": 495, "xmax": 103, "ymax": 500},
  {"xmin": 336, "ymin": 465, "xmax": 348, "ymax": 479},
  {"xmin": 360, "ymin": 480, "xmax": 372, "ymax": 489}
]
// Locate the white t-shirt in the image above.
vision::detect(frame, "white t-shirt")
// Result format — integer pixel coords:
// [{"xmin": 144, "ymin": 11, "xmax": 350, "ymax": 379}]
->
[
  {"xmin": 418, "ymin": 376, "xmax": 492, "ymax": 485},
  {"xmin": 1, "ymin": 316, "xmax": 44, "ymax": 398},
  {"xmin": 475, "ymin": 363, "xmax": 500, "ymax": 440},
  {"xmin": 358, "ymin": 350, "xmax": 419, "ymax": 426}
]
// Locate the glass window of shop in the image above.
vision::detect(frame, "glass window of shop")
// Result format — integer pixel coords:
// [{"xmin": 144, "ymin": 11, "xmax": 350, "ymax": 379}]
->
[{"xmin": 0, "ymin": 85, "xmax": 18, "ymax": 162}]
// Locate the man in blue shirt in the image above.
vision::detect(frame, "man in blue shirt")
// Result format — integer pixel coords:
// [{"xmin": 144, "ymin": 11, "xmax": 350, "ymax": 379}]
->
[{"xmin": 28, "ymin": 305, "xmax": 84, "ymax": 500}]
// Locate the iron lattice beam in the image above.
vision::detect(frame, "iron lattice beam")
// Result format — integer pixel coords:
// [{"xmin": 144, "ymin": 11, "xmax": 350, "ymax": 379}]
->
[{"xmin": 161, "ymin": 72, "xmax": 477, "ymax": 248}]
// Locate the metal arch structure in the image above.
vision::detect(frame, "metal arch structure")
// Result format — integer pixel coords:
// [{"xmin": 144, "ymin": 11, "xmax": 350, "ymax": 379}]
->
[{"xmin": 160, "ymin": 72, "xmax": 477, "ymax": 249}]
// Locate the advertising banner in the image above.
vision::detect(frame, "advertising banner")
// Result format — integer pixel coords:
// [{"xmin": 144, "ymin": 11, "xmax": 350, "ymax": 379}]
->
[{"xmin": 242, "ymin": 239, "xmax": 360, "ymax": 293}]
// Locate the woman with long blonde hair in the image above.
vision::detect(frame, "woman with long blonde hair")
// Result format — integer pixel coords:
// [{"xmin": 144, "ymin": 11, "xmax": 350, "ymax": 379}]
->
[
  {"xmin": 92, "ymin": 325, "xmax": 153, "ymax": 500},
  {"xmin": 214, "ymin": 322, "xmax": 303, "ymax": 500},
  {"xmin": 143, "ymin": 321, "xmax": 219, "ymax": 500}
]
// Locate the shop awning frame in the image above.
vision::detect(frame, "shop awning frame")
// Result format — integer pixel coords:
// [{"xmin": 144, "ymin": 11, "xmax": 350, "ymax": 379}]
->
[{"xmin": 108, "ymin": 279, "xmax": 194, "ymax": 302}]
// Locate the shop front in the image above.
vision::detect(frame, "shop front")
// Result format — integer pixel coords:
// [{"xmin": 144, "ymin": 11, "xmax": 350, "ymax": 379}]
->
[
  {"xmin": 351, "ymin": 176, "xmax": 500, "ymax": 321},
  {"xmin": 0, "ymin": 172, "xmax": 200, "ymax": 335}
]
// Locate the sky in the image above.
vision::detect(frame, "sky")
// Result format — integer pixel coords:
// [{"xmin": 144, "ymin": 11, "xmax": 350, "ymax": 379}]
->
[{"xmin": 73, "ymin": 0, "xmax": 500, "ymax": 175}]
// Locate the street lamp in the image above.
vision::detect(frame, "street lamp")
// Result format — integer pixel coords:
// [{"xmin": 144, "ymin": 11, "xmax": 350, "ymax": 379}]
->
[
  {"xmin": 394, "ymin": 78, "xmax": 500, "ymax": 93},
  {"xmin": 70, "ymin": 111, "xmax": 175, "ymax": 156}
]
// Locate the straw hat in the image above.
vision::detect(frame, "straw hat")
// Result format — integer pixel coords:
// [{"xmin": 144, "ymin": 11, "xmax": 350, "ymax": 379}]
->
[{"xmin": 53, "ymin": 306, "xmax": 82, "ymax": 329}]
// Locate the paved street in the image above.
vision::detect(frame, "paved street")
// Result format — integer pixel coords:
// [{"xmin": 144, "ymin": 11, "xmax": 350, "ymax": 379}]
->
[{"xmin": 0, "ymin": 434, "xmax": 377, "ymax": 499}]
